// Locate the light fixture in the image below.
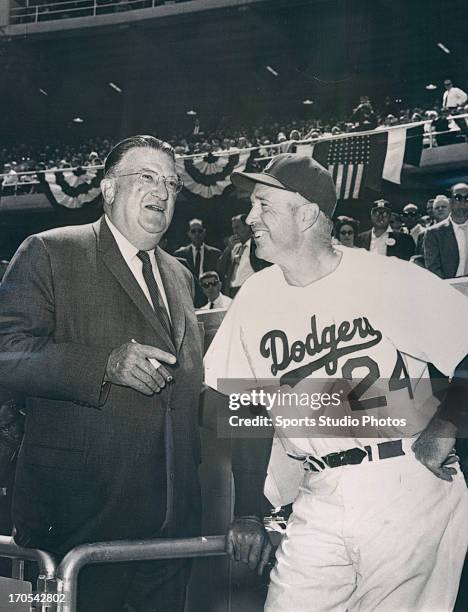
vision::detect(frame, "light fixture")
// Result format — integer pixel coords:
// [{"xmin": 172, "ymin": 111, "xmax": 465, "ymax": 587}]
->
[
  {"xmin": 437, "ymin": 42, "xmax": 450, "ymax": 54},
  {"xmin": 186, "ymin": 110, "xmax": 197, "ymax": 116},
  {"xmin": 72, "ymin": 117, "xmax": 84, "ymax": 123},
  {"xmin": 425, "ymin": 84, "xmax": 437, "ymax": 90},
  {"xmin": 39, "ymin": 88, "xmax": 48, "ymax": 96},
  {"xmin": 109, "ymin": 82, "xmax": 122, "ymax": 93},
  {"xmin": 266, "ymin": 65, "xmax": 279, "ymax": 76},
  {"xmin": 303, "ymin": 99, "xmax": 314, "ymax": 105}
]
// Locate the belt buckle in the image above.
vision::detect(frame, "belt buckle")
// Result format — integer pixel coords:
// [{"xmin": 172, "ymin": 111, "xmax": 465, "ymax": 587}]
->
[
  {"xmin": 326, "ymin": 452, "xmax": 345, "ymax": 468},
  {"xmin": 344, "ymin": 447, "xmax": 367, "ymax": 465}
]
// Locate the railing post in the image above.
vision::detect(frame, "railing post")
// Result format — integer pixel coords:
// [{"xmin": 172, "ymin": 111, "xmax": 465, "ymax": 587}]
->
[{"xmin": 35, "ymin": 5, "xmax": 39, "ymax": 23}]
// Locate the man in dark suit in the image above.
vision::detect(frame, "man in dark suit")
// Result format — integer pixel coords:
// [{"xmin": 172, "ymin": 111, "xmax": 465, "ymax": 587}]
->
[
  {"xmin": 0, "ymin": 136, "xmax": 203, "ymax": 612},
  {"xmin": 174, "ymin": 218, "xmax": 221, "ymax": 278},
  {"xmin": 425, "ymin": 183, "xmax": 468, "ymax": 279},
  {"xmin": 356, "ymin": 199, "xmax": 415, "ymax": 260},
  {"xmin": 174, "ymin": 219, "xmax": 221, "ymax": 307},
  {"xmin": 217, "ymin": 213, "xmax": 271, "ymax": 297}
]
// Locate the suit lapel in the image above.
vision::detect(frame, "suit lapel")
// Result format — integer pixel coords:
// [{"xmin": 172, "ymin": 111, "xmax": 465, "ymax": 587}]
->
[
  {"xmin": 155, "ymin": 248, "xmax": 187, "ymax": 356},
  {"xmin": 95, "ymin": 217, "xmax": 175, "ymax": 354},
  {"xmin": 442, "ymin": 220, "xmax": 459, "ymax": 274}
]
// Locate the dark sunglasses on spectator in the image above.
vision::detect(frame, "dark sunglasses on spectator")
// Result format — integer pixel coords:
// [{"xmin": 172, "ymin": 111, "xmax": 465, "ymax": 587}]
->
[
  {"xmin": 339, "ymin": 230, "xmax": 354, "ymax": 236},
  {"xmin": 404, "ymin": 211, "xmax": 418, "ymax": 217},
  {"xmin": 201, "ymin": 281, "xmax": 219, "ymax": 288},
  {"xmin": 452, "ymin": 194, "xmax": 468, "ymax": 203}
]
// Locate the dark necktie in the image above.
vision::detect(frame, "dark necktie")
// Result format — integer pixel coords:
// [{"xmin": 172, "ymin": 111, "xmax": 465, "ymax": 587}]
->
[
  {"xmin": 137, "ymin": 251, "xmax": 173, "ymax": 343},
  {"xmin": 209, "ymin": 301, "xmax": 214, "ymax": 309},
  {"xmin": 137, "ymin": 250, "xmax": 175, "ymax": 533},
  {"xmin": 194, "ymin": 247, "xmax": 201, "ymax": 277}
]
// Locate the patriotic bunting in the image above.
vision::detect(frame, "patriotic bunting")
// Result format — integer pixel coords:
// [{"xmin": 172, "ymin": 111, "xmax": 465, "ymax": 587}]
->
[
  {"xmin": 176, "ymin": 150, "xmax": 253, "ymax": 199},
  {"xmin": 38, "ymin": 167, "xmax": 103, "ymax": 209}
]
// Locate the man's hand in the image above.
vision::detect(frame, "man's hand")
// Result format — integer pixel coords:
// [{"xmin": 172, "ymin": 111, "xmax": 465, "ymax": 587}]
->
[
  {"xmin": 412, "ymin": 416, "xmax": 459, "ymax": 481},
  {"xmin": 226, "ymin": 516, "xmax": 273, "ymax": 575},
  {"xmin": 105, "ymin": 342, "xmax": 176, "ymax": 395}
]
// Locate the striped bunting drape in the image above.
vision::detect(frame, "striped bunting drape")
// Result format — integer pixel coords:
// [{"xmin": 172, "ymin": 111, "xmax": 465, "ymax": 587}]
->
[
  {"xmin": 176, "ymin": 150, "xmax": 253, "ymax": 199},
  {"xmin": 38, "ymin": 167, "xmax": 103, "ymax": 209}
]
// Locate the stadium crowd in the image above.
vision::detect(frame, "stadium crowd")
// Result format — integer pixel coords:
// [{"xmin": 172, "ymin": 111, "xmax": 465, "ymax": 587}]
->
[{"xmin": 2, "ymin": 84, "xmax": 468, "ymax": 190}]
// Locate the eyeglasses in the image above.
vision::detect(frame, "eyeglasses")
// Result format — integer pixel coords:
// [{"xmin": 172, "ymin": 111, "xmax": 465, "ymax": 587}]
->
[
  {"xmin": 403, "ymin": 211, "xmax": 418, "ymax": 217},
  {"xmin": 201, "ymin": 281, "xmax": 219, "ymax": 288},
  {"xmin": 452, "ymin": 194, "xmax": 468, "ymax": 203},
  {"xmin": 113, "ymin": 170, "xmax": 183, "ymax": 194}
]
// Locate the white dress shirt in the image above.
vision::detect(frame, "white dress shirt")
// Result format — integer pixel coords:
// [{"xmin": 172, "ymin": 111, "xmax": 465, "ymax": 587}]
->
[
  {"xmin": 450, "ymin": 216, "xmax": 468, "ymax": 277},
  {"xmin": 105, "ymin": 215, "xmax": 172, "ymax": 321},
  {"xmin": 443, "ymin": 87, "xmax": 468, "ymax": 109},
  {"xmin": 200, "ymin": 293, "xmax": 232, "ymax": 310},
  {"xmin": 191, "ymin": 244, "xmax": 205, "ymax": 277},
  {"xmin": 369, "ymin": 228, "xmax": 391, "ymax": 256},
  {"xmin": 230, "ymin": 239, "xmax": 255, "ymax": 288},
  {"xmin": 410, "ymin": 224, "xmax": 424, "ymax": 244}
]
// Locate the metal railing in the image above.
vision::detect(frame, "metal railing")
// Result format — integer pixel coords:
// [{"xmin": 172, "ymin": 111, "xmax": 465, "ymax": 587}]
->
[
  {"xmin": 55, "ymin": 535, "xmax": 226, "ymax": 612},
  {"xmin": 0, "ymin": 535, "xmax": 57, "ymax": 612},
  {"xmin": 0, "ymin": 534, "xmax": 225, "ymax": 612},
  {"xmin": 10, "ymin": 0, "xmax": 192, "ymax": 25}
]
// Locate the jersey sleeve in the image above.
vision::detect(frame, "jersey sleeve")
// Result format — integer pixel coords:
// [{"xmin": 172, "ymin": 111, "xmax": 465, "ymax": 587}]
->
[
  {"xmin": 204, "ymin": 293, "xmax": 256, "ymax": 394},
  {"xmin": 375, "ymin": 258, "xmax": 468, "ymax": 377}
]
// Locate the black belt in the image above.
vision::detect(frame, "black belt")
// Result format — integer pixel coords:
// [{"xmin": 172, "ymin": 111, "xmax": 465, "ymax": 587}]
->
[{"xmin": 289, "ymin": 440, "xmax": 405, "ymax": 472}]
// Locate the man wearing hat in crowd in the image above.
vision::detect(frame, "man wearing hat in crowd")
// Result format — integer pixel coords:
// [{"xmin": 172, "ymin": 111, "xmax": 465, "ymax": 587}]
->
[
  {"xmin": 356, "ymin": 199, "xmax": 415, "ymax": 260},
  {"xmin": 402, "ymin": 202, "xmax": 424, "ymax": 244},
  {"xmin": 204, "ymin": 152, "xmax": 468, "ymax": 612}
]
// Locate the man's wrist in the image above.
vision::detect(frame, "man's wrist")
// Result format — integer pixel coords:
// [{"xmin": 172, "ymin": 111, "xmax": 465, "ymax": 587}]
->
[{"xmin": 237, "ymin": 515, "xmax": 263, "ymax": 524}]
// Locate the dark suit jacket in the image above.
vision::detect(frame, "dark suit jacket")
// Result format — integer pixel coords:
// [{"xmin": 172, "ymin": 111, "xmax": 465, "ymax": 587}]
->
[
  {"xmin": 424, "ymin": 218, "xmax": 460, "ymax": 279},
  {"xmin": 173, "ymin": 243, "xmax": 221, "ymax": 275},
  {"xmin": 217, "ymin": 239, "xmax": 272, "ymax": 294},
  {"xmin": 0, "ymin": 217, "xmax": 203, "ymax": 556},
  {"xmin": 356, "ymin": 229, "xmax": 415, "ymax": 261}
]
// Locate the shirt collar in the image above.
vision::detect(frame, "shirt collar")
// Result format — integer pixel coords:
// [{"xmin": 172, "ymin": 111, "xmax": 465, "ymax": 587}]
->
[
  {"xmin": 450, "ymin": 215, "xmax": 468, "ymax": 230},
  {"xmin": 371, "ymin": 227, "xmax": 390, "ymax": 239},
  {"xmin": 105, "ymin": 214, "xmax": 141, "ymax": 264}
]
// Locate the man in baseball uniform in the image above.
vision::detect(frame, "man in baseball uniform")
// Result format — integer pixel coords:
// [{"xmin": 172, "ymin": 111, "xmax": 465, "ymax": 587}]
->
[{"xmin": 204, "ymin": 153, "xmax": 468, "ymax": 611}]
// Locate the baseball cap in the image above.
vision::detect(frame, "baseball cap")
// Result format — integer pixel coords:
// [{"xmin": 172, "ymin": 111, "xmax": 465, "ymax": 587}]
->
[
  {"xmin": 371, "ymin": 199, "xmax": 391, "ymax": 212},
  {"xmin": 231, "ymin": 153, "xmax": 337, "ymax": 218}
]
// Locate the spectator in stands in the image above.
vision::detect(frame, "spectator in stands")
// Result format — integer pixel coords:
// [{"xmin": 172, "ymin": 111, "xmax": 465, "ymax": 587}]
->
[
  {"xmin": 442, "ymin": 80, "xmax": 468, "ymax": 139},
  {"xmin": 1, "ymin": 163, "xmax": 18, "ymax": 195},
  {"xmin": 174, "ymin": 218, "xmax": 221, "ymax": 278},
  {"xmin": 174, "ymin": 219, "xmax": 221, "ymax": 307},
  {"xmin": 217, "ymin": 213, "xmax": 271, "ymax": 298},
  {"xmin": 356, "ymin": 199, "xmax": 415, "ymax": 260},
  {"xmin": 426, "ymin": 198, "xmax": 435, "ymax": 223},
  {"xmin": 402, "ymin": 203, "xmax": 424, "ymax": 243},
  {"xmin": 198, "ymin": 271, "xmax": 232, "ymax": 310},
  {"xmin": 333, "ymin": 216, "xmax": 359, "ymax": 248},
  {"xmin": 433, "ymin": 194, "xmax": 451, "ymax": 223},
  {"xmin": 390, "ymin": 211, "xmax": 403, "ymax": 232},
  {"xmin": 352, "ymin": 96, "xmax": 377, "ymax": 131},
  {"xmin": 424, "ymin": 183, "xmax": 468, "ymax": 278}
]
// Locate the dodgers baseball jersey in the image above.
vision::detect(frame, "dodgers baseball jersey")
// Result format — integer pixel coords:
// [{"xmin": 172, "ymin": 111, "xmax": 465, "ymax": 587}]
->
[{"xmin": 205, "ymin": 247, "xmax": 468, "ymax": 462}]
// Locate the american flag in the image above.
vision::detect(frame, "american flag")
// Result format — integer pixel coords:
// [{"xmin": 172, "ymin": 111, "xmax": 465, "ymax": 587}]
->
[
  {"xmin": 325, "ymin": 135, "xmax": 371, "ymax": 199},
  {"xmin": 306, "ymin": 125, "xmax": 423, "ymax": 199}
]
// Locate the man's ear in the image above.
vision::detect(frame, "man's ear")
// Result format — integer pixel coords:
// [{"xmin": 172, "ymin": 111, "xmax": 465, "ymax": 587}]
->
[
  {"xmin": 100, "ymin": 177, "xmax": 116, "ymax": 206},
  {"xmin": 301, "ymin": 202, "xmax": 320, "ymax": 231}
]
